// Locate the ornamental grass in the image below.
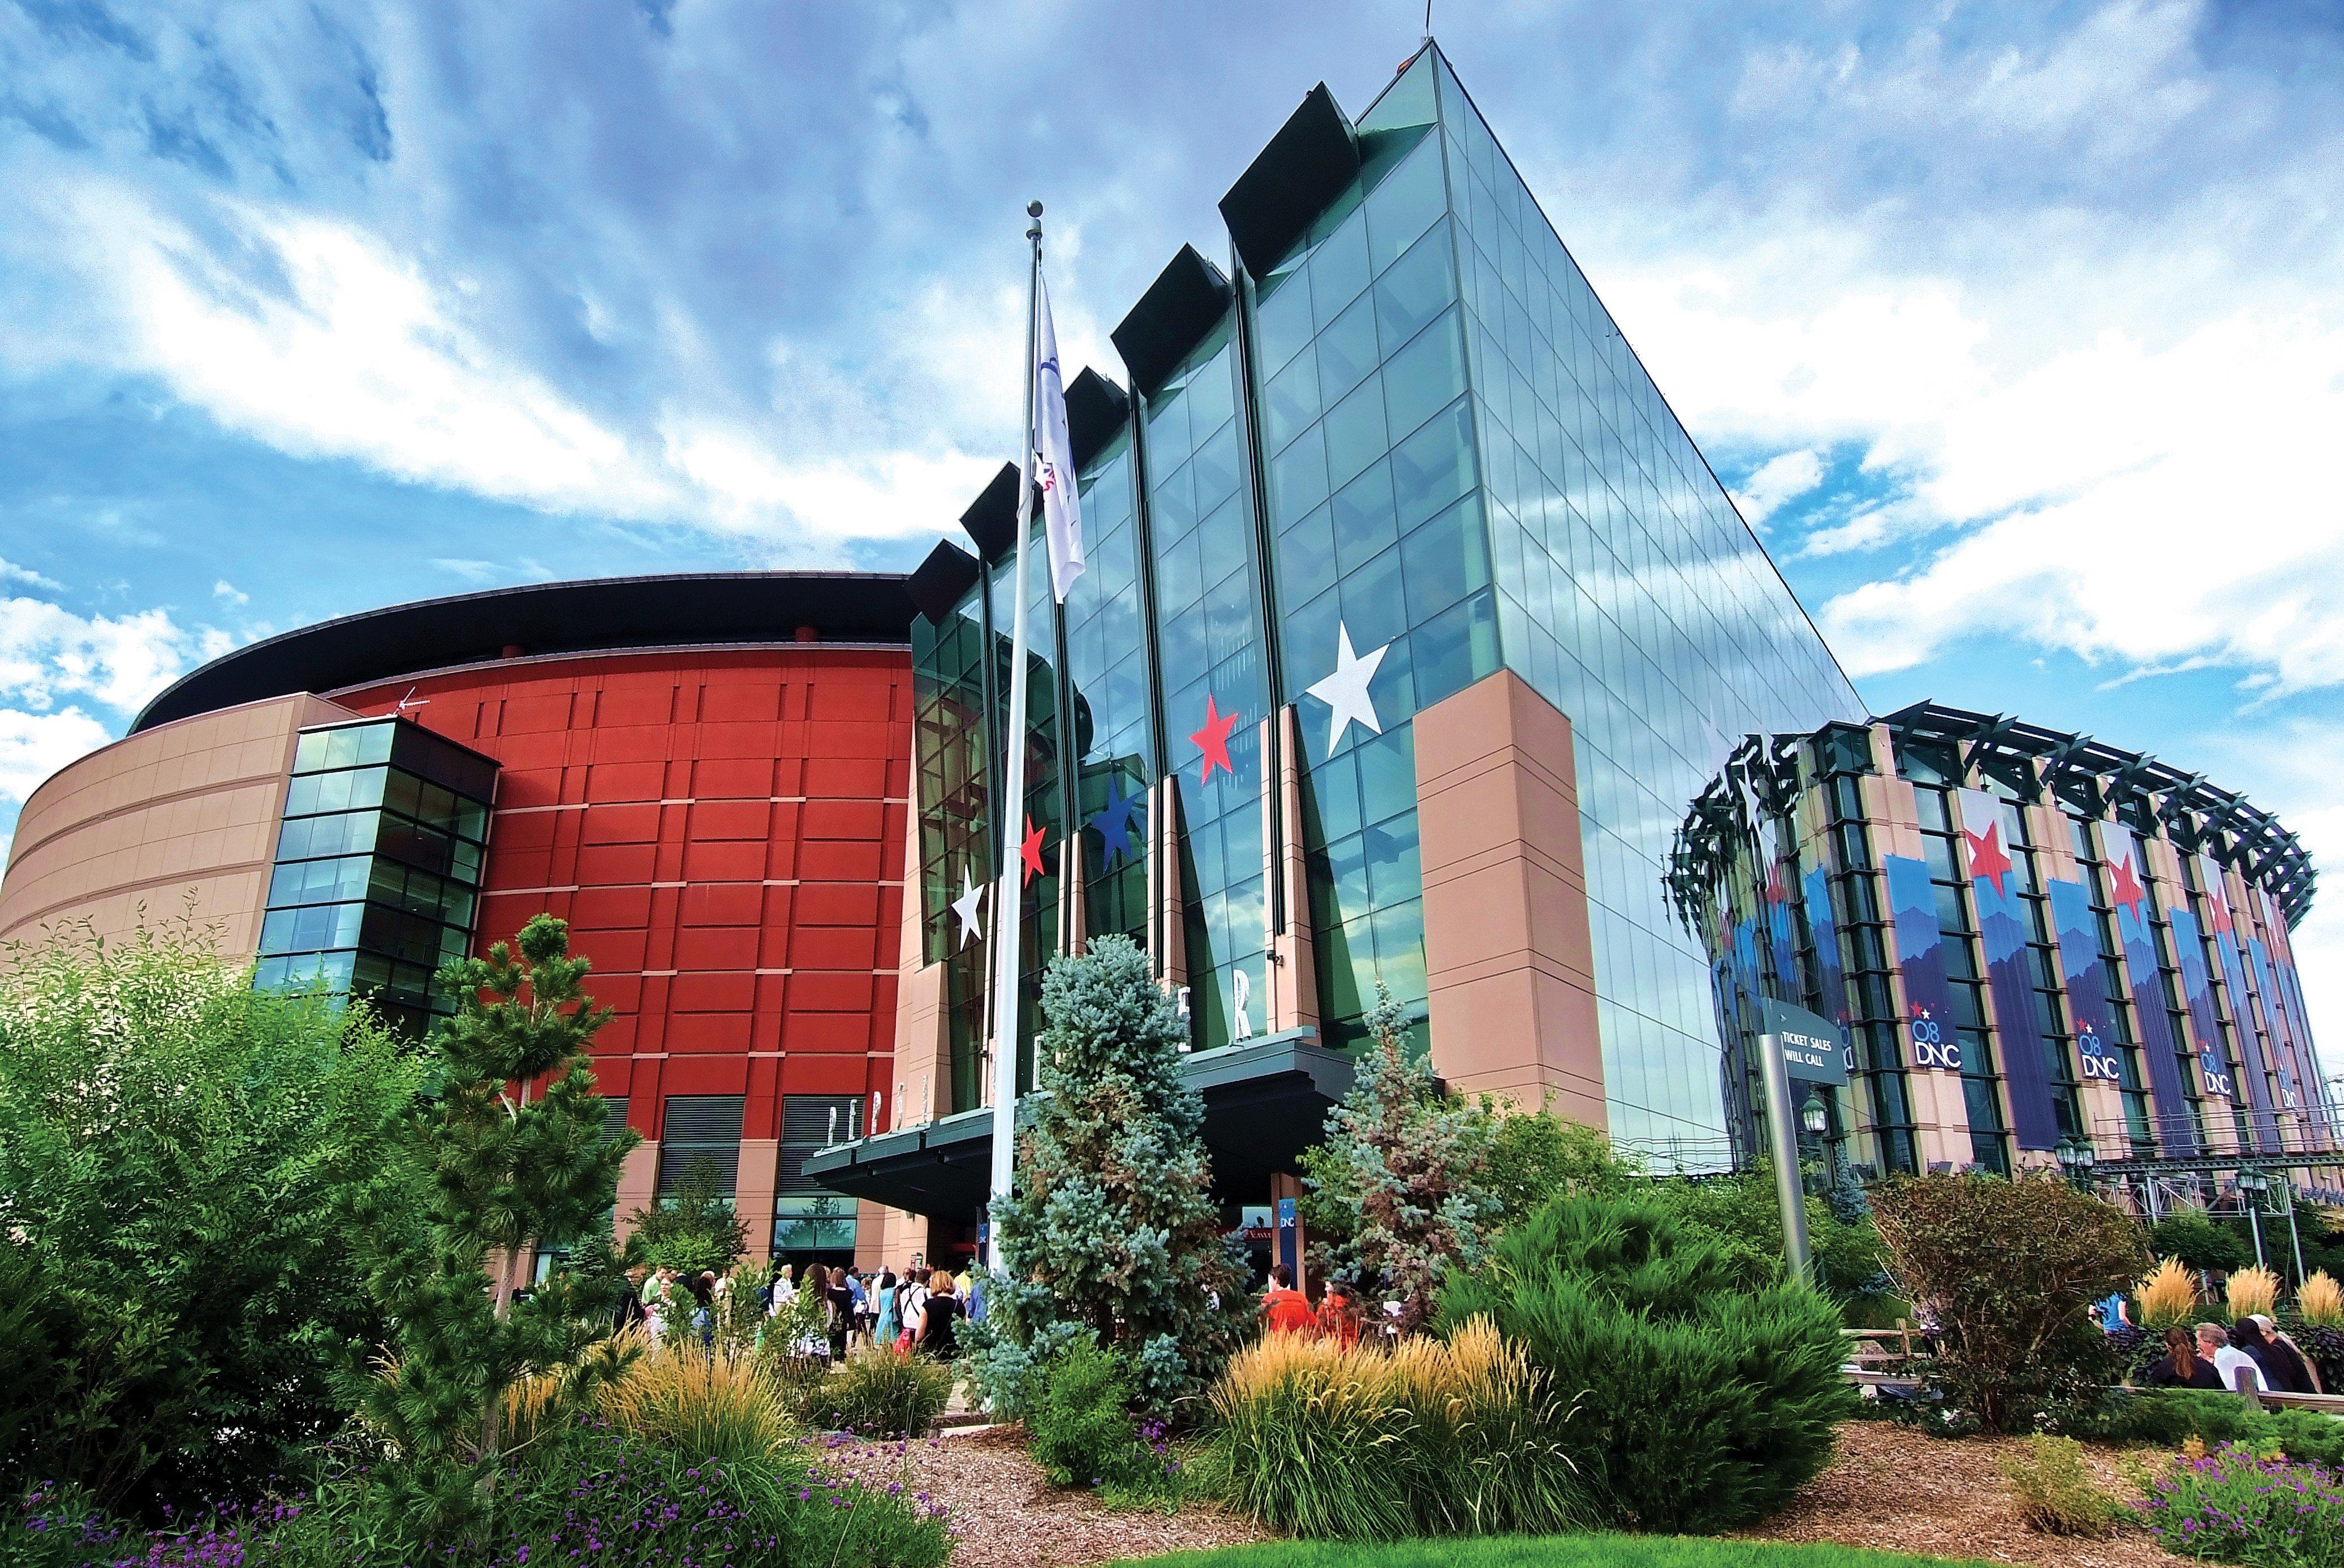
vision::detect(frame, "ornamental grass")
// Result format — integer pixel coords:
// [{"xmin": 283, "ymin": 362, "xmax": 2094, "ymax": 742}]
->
[
  {"xmin": 596, "ymin": 1337, "xmax": 798, "ymax": 1463},
  {"xmin": 2299, "ymin": 1269, "xmax": 2344, "ymax": 1328},
  {"xmin": 2225, "ymin": 1264, "xmax": 2281, "ymax": 1322},
  {"xmin": 1208, "ymin": 1316, "xmax": 1583, "ymax": 1540},
  {"xmin": 2135, "ymin": 1257, "xmax": 2200, "ymax": 1330}
]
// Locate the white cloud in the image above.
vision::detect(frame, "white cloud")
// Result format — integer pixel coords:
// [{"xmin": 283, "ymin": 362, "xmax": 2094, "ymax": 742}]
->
[
  {"xmin": 0, "ymin": 706, "xmax": 114, "ymax": 807},
  {"xmin": 1729, "ymin": 447, "xmax": 1824, "ymax": 526},
  {"xmin": 0, "ymin": 597, "xmax": 204, "ymax": 714},
  {"xmin": 212, "ymin": 580, "xmax": 249, "ymax": 607},
  {"xmin": 0, "ymin": 559, "xmax": 63, "ymax": 592}
]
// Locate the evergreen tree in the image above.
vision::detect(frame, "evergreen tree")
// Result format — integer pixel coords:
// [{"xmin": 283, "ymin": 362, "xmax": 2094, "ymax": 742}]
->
[
  {"xmin": 967, "ymin": 934, "xmax": 1246, "ymax": 1415},
  {"xmin": 626, "ymin": 1155, "xmax": 750, "ymax": 1276},
  {"xmin": 348, "ymin": 915, "xmax": 637, "ymax": 1540},
  {"xmin": 1305, "ymin": 981, "xmax": 1501, "ymax": 1334}
]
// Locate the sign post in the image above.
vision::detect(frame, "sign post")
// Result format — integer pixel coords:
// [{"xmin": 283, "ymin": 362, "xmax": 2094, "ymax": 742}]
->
[{"xmin": 1756, "ymin": 998, "xmax": 1850, "ymax": 1286}]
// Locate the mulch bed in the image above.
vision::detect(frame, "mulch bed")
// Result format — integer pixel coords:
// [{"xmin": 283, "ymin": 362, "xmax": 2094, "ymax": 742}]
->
[
  {"xmin": 868, "ymin": 1418, "xmax": 2183, "ymax": 1567},
  {"xmin": 1742, "ymin": 1418, "xmax": 2184, "ymax": 1567},
  {"xmin": 850, "ymin": 1425, "xmax": 1274, "ymax": 1567}
]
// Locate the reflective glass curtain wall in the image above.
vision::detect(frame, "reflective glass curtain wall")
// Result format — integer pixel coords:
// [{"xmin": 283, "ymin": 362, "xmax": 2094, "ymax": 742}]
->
[
  {"xmin": 257, "ymin": 716, "xmax": 494, "ymax": 1035},
  {"xmin": 1422, "ymin": 57, "xmax": 1862, "ymax": 1144}
]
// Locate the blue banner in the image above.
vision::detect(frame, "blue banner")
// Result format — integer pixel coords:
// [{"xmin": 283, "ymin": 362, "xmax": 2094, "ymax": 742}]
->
[
  {"xmin": 1884, "ymin": 854, "xmax": 1959, "ymax": 1072},
  {"xmin": 2245, "ymin": 935, "xmax": 2302, "ymax": 1113},
  {"xmin": 2100, "ymin": 830, "xmax": 2196, "ymax": 1153},
  {"xmin": 2201, "ymin": 855, "xmax": 2276, "ymax": 1128},
  {"xmin": 1803, "ymin": 863, "xmax": 1849, "ymax": 1033},
  {"xmin": 1764, "ymin": 854, "xmax": 1798, "ymax": 1003},
  {"xmin": 1958, "ymin": 791, "xmax": 2056, "ymax": 1150},
  {"xmin": 2045, "ymin": 877, "xmax": 2124, "ymax": 1099},
  {"xmin": 2166, "ymin": 904, "xmax": 2231, "ymax": 1100}
]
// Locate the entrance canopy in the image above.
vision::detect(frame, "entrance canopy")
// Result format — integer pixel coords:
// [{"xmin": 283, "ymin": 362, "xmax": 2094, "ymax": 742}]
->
[{"xmin": 804, "ymin": 1029, "xmax": 1354, "ymax": 1221}]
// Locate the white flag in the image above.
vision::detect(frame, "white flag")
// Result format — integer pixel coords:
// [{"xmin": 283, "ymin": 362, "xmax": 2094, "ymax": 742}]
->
[{"xmin": 1033, "ymin": 275, "xmax": 1085, "ymax": 602}]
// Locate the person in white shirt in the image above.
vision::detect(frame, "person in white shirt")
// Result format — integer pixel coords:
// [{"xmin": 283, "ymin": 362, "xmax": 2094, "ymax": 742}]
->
[{"xmin": 2198, "ymin": 1322, "xmax": 2269, "ymax": 1394}]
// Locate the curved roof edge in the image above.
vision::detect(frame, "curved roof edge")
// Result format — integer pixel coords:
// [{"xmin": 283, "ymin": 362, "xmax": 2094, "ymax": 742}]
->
[{"xmin": 133, "ymin": 570, "xmax": 918, "ymax": 734}]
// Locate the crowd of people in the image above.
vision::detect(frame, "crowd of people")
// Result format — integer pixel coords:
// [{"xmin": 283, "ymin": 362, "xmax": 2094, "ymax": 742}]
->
[
  {"xmin": 622, "ymin": 1257, "xmax": 983, "ymax": 1362},
  {"xmin": 2140, "ymin": 1315, "xmax": 2325, "ymax": 1395}
]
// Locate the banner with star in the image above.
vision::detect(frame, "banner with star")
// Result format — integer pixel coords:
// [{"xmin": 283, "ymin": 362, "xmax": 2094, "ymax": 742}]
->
[
  {"xmin": 2096, "ymin": 822, "xmax": 2197, "ymax": 1152},
  {"xmin": 2045, "ymin": 875, "xmax": 2128, "ymax": 1103},
  {"xmin": 2243, "ymin": 929, "xmax": 2302, "ymax": 1111},
  {"xmin": 1957, "ymin": 790, "xmax": 2058, "ymax": 1149},
  {"xmin": 2256, "ymin": 889, "xmax": 2321, "ymax": 1113},
  {"xmin": 1882, "ymin": 854, "xmax": 1960, "ymax": 1074}
]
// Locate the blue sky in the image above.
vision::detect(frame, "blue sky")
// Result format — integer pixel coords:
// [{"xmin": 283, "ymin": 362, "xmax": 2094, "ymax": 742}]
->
[{"xmin": 2, "ymin": 1, "xmax": 2339, "ymax": 1056}]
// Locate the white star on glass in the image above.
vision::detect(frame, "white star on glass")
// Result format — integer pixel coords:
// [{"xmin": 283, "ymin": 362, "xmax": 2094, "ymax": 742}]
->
[
  {"xmin": 1304, "ymin": 622, "xmax": 1390, "ymax": 755},
  {"xmin": 951, "ymin": 868, "xmax": 985, "ymax": 949}
]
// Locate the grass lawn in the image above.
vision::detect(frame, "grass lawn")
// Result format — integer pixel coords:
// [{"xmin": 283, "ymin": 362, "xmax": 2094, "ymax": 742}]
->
[{"xmin": 1127, "ymin": 1537, "xmax": 1989, "ymax": 1568}]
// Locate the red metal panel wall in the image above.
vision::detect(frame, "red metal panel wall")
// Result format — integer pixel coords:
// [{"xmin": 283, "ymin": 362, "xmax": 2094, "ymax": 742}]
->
[{"xmin": 334, "ymin": 647, "xmax": 911, "ymax": 1143}]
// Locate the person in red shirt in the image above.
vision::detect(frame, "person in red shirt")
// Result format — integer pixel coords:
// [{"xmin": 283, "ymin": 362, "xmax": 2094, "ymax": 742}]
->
[
  {"xmin": 1315, "ymin": 1279, "xmax": 1361, "ymax": 1349},
  {"xmin": 1259, "ymin": 1263, "xmax": 1315, "ymax": 1336}
]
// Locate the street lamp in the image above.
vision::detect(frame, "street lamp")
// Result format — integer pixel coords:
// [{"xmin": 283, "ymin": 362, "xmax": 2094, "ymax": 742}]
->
[
  {"xmin": 2238, "ymin": 1168, "xmax": 2270, "ymax": 1269},
  {"xmin": 1801, "ymin": 1093, "xmax": 1829, "ymax": 1138},
  {"xmin": 2055, "ymin": 1136, "xmax": 2094, "ymax": 1185}
]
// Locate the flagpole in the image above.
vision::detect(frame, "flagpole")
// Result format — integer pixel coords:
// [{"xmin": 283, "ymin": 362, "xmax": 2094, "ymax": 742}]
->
[{"xmin": 986, "ymin": 200, "xmax": 1044, "ymax": 1274}]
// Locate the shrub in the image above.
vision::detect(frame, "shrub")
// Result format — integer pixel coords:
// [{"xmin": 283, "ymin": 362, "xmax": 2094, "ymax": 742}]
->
[
  {"xmin": 1996, "ymin": 1434, "xmax": 2117, "ymax": 1537},
  {"xmin": 1437, "ymin": 1191, "xmax": 1850, "ymax": 1533},
  {"xmin": 2069, "ymin": 1388, "xmax": 2251, "ymax": 1448},
  {"xmin": 594, "ymin": 1338, "xmax": 796, "ymax": 1462},
  {"xmin": 2225, "ymin": 1265, "xmax": 2280, "ymax": 1321},
  {"xmin": 969, "ymin": 936, "xmax": 1247, "ymax": 1417},
  {"xmin": 2149, "ymin": 1211, "xmax": 2252, "ymax": 1275},
  {"xmin": 2248, "ymin": 1407, "xmax": 2344, "ymax": 1469},
  {"xmin": 2139, "ymin": 1444, "xmax": 2344, "ymax": 1566},
  {"xmin": 1868, "ymin": 1171, "xmax": 2147, "ymax": 1433},
  {"xmin": 1481, "ymin": 1102, "xmax": 1642, "ymax": 1225},
  {"xmin": 1300, "ymin": 985, "xmax": 1502, "ymax": 1335},
  {"xmin": 2301, "ymin": 1270, "xmax": 2344, "ymax": 1328},
  {"xmin": 1645, "ymin": 1166, "xmax": 1891, "ymax": 1307},
  {"xmin": 1208, "ymin": 1317, "xmax": 1582, "ymax": 1539},
  {"xmin": 6, "ymin": 1420, "xmax": 952, "ymax": 1568},
  {"xmin": 2136, "ymin": 1257, "xmax": 2201, "ymax": 1331},
  {"xmin": 805, "ymin": 1346, "xmax": 956, "ymax": 1438},
  {"xmin": 1026, "ymin": 1336, "xmax": 1147, "ymax": 1489},
  {"xmin": 625, "ymin": 1158, "xmax": 751, "ymax": 1278},
  {"xmin": 0, "ymin": 921, "xmax": 427, "ymax": 1515}
]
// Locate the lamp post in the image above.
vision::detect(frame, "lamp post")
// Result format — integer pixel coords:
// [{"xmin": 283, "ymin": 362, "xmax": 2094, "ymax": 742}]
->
[
  {"xmin": 1802, "ymin": 1093, "xmax": 1829, "ymax": 1140},
  {"xmin": 2238, "ymin": 1168, "xmax": 2269, "ymax": 1270},
  {"xmin": 2054, "ymin": 1136, "xmax": 2097, "ymax": 1189},
  {"xmin": 2278, "ymin": 1175, "xmax": 2306, "ymax": 1284}
]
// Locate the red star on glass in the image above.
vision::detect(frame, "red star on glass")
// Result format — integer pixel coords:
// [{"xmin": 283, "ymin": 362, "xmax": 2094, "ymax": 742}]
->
[
  {"xmin": 1190, "ymin": 694, "xmax": 1239, "ymax": 783},
  {"xmin": 1020, "ymin": 815, "xmax": 1045, "ymax": 885},
  {"xmin": 1964, "ymin": 822, "xmax": 2013, "ymax": 895}
]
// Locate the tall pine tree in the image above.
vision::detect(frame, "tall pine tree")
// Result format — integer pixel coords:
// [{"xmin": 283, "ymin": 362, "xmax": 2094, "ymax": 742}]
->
[
  {"xmin": 1306, "ymin": 981, "xmax": 1500, "ymax": 1334},
  {"xmin": 968, "ymin": 934, "xmax": 1246, "ymax": 1414},
  {"xmin": 350, "ymin": 914, "xmax": 637, "ymax": 1539}
]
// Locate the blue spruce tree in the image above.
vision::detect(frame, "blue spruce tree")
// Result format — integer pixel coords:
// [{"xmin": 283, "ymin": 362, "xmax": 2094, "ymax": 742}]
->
[{"xmin": 968, "ymin": 934, "xmax": 1247, "ymax": 1415}]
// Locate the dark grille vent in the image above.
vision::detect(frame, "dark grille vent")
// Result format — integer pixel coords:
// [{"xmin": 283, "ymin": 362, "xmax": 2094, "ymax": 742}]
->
[
  {"xmin": 778, "ymin": 1095, "xmax": 861, "ymax": 1195},
  {"xmin": 657, "ymin": 1094, "xmax": 744, "ymax": 1196}
]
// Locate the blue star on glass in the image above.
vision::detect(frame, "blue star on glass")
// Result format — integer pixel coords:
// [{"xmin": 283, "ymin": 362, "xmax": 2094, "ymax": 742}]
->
[{"xmin": 1088, "ymin": 776, "xmax": 1143, "ymax": 865}]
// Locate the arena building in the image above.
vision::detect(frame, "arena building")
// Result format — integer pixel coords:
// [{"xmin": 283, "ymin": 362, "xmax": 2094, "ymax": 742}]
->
[
  {"xmin": 1667, "ymin": 703, "xmax": 2334, "ymax": 1205},
  {"xmin": 4, "ymin": 43, "xmax": 2326, "ymax": 1263}
]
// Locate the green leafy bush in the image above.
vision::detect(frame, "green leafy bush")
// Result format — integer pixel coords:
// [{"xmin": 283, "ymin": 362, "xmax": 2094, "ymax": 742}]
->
[
  {"xmin": 1996, "ymin": 1434, "xmax": 2116, "ymax": 1537},
  {"xmin": 1437, "ymin": 1191, "xmax": 1851, "ymax": 1533},
  {"xmin": 1027, "ymin": 1337, "xmax": 1147, "ymax": 1488},
  {"xmin": 805, "ymin": 1346, "xmax": 956, "ymax": 1437},
  {"xmin": 1869, "ymin": 1171, "xmax": 2147, "ymax": 1433},
  {"xmin": 2067, "ymin": 1388, "xmax": 2251, "ymax": 1448},
  {"xmin": 1645, "ymin": 1167, "xmax": 1890, "ymax": 1305},
  {"xmin": 0, "ymin": 921, "xmax": 426, "ymax": 1515},
  {"xmin": 625, "ymin": 1158, "xmax": 750, "ymax": 1277},
  {"xmin": 2148, "ymin": 1212, "xmax": 2252, "ymax": 1275},
  {"xmin": 2247, "ymin": 1407, "xmax": 2344, "ymax": 1469},
  {"xmin": 1208, "ymin": 1317, "xmax": 1582, "ymax": 1539}
]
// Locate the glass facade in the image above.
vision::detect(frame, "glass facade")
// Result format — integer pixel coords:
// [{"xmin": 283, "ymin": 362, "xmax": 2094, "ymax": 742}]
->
[
  {"xmin": 255, "ymin": 716, "xmax": 496, "ymax": 1035},
  {"xmin": 908, "ymin": 44, "xmax": 1868, "ymax": 1145}
]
